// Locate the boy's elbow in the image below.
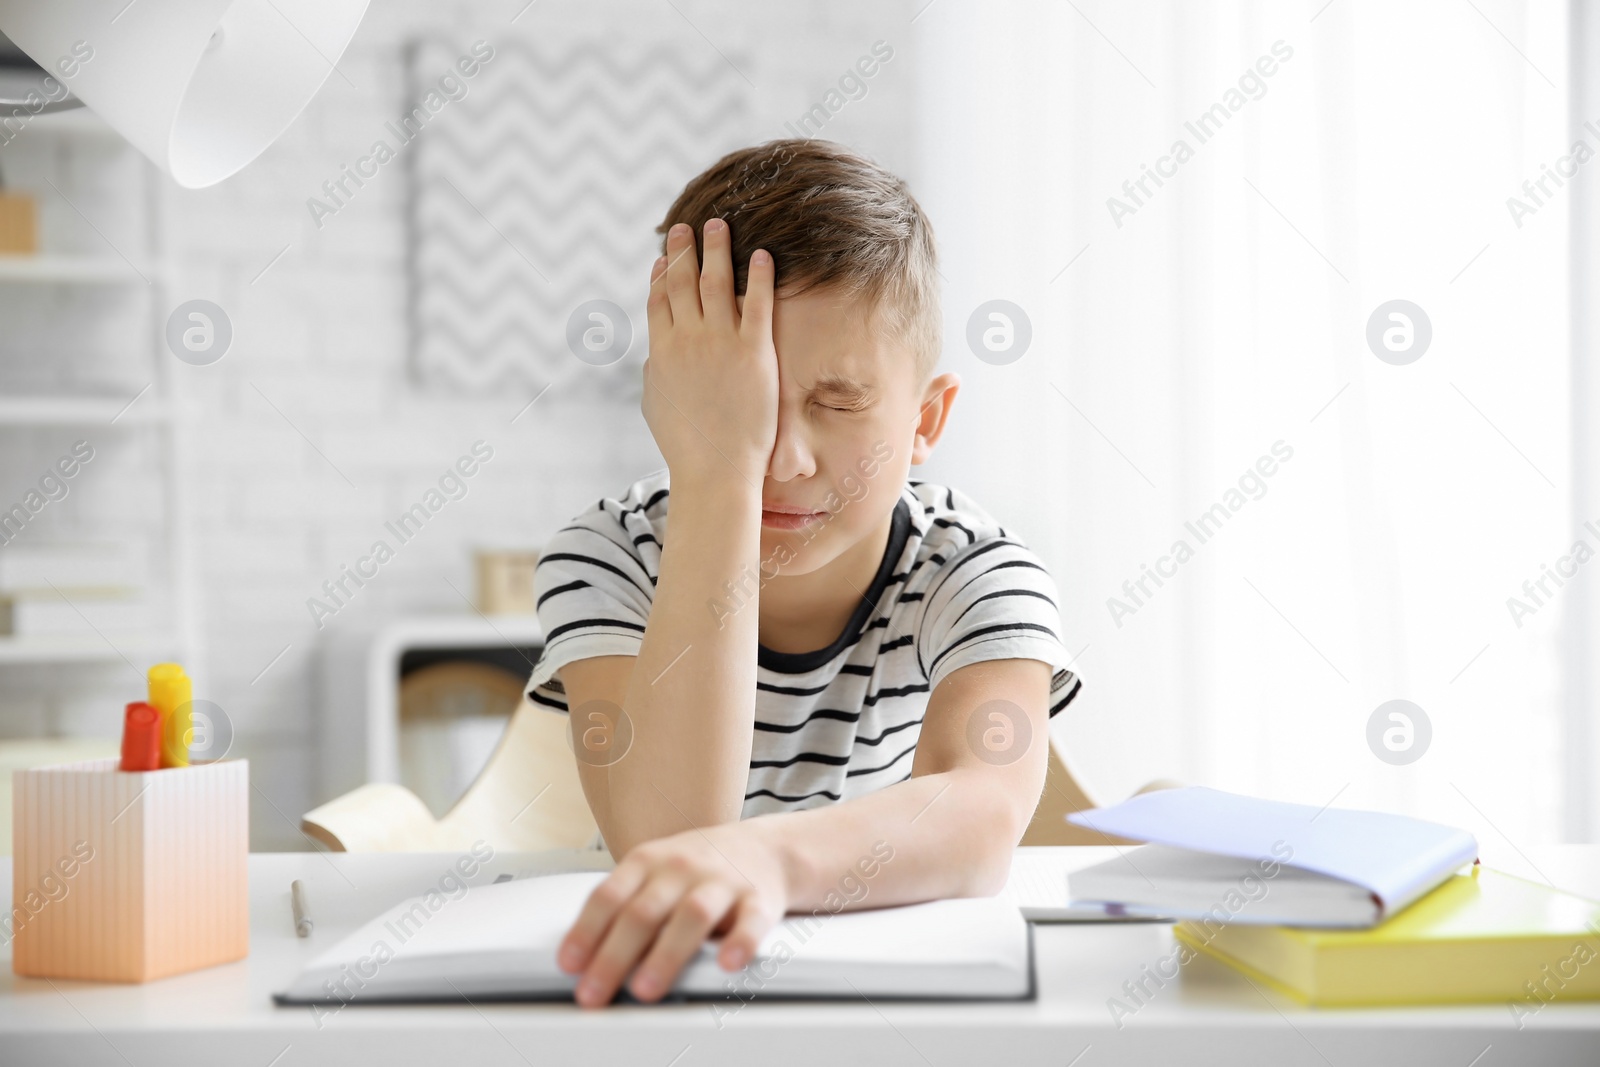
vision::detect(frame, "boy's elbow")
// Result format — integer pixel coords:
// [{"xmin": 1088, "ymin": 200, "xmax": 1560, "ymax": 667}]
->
[
  {"xmin": 968, "ymin": 855, "xmax": 1012, "ymax": 898},
  {"xmin": 959, "ymin": 775, "xmax": 1034, "ymax": 898},
  {"xmin": 966, "ymin": 831, "xmax": 1021, "ymax": 898}
]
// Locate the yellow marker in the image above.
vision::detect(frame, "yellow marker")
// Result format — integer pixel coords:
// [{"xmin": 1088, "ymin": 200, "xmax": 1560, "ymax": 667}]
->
[{"xmin": 147, "ymin": 662, "xmax": 192, "ymax": 768}]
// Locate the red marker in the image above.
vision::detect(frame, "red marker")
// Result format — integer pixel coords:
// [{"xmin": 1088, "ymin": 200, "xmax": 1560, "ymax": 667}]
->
[{"xmin": 120, "ymin": 702, "xmax": 162, "ymax": 771}]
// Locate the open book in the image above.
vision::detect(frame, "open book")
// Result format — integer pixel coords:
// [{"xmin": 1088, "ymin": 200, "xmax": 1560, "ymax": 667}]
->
[
  {"xmin": 275, "ymin": 872, "xmax": 1035, "ymax": 1005},
  {"xmin": 1065, "ymin": 787, "xmax": 1480, "ymax": 927}
]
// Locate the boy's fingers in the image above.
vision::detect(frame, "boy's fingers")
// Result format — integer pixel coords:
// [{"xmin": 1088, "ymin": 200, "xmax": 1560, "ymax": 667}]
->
[
  {"xmin": 662, "ymin": 222, "xmax": 702, "ymax": 323},
  {"xmin": 697, "ymin": 218, "xmax": 735, "ymax": 326},
  {"xmin": 630, "ymin": 880, "xmax": 739, "ymax": 1001},
  {"xmin": 576, "ymin": 871, "xmax": 689, "ymax": 1007},
  {"xmin": 647, "ymin": 254, "xmax": 671, "ymax": 333},
  {"xmin": 739, "ymin": 249, "xmax": 774, "ymax": 341},
  {"xmin": 717, "ymin": 892, "xmax": 776, "ymax": 974},
  {"xmin": 558, "ymin": 863, "xmax": 649, "ymax": 976}
]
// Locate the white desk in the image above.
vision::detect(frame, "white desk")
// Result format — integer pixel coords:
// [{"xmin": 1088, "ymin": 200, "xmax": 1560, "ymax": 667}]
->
[{"xmin": 2, "ymin": 846, "xmax": 1597, "ymax": 1065}]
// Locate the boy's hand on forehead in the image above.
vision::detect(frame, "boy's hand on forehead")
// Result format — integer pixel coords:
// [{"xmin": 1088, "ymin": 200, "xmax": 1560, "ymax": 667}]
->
[{"xmin": 641, "ymin": 218, "xmax": 779, "ymax": 494}]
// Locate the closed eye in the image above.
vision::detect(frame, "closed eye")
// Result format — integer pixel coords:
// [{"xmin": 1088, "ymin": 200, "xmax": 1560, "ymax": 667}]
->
[
  {"xmin": 806, "ymin": 373, "xmax": 876, "ymax": 413},
  {"xmin": 813, "ymin": 400, "xmax": 867, "ymax": 414}
]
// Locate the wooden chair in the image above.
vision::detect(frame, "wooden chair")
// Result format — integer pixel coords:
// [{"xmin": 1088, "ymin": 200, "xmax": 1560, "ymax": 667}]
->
[
  {"xmin": 301, "ymin": 696, "xmax": 602, "ymax": 853},
  {"xmin": 302, "ymin": 694, "xmax": 1174, "ymax": 853}
]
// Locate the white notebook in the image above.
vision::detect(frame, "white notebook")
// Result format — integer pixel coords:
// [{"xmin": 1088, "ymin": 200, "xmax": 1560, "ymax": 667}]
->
[
  {"xmin": 1065, "ymin": 787, "xmax": 1480, "ymax": 927},
  {"xmin": 1000, "ymin": 848, "xmax": 1173, "ymax": 922},
  {"xmin": 275, "ymin": 872, "xmax": 1035, "ymax": 1005}
]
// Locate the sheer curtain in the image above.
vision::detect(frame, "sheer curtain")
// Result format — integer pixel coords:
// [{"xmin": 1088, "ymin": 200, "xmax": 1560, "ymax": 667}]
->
[{"xmin": 910, "ymin": 0, "xmax": 1577, "ymax": 846}]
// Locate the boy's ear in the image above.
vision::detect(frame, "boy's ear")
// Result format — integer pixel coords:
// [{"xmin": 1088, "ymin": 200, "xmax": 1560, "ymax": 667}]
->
[{"xmin": 910, "ymin": 372, "xmax": 960, "ymax": 465}]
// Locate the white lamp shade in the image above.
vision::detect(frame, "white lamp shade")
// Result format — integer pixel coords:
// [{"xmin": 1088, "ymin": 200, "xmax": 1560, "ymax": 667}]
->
[{"xmin": 0, "ymin": 0, "xmax": 368, "ymax": 188}]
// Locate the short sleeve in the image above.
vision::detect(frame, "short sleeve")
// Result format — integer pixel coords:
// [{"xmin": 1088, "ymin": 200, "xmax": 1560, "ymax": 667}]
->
[
  {"xmin": 525, "ymin": 520, "xmax": 655, "ymax": 713},
  {"xmin": 915, "ymin": 538, "xmax": 1083, "ymax": 718}
]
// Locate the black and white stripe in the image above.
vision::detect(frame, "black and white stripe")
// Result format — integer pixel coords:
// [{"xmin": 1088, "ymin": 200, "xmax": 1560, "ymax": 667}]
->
[{"xmin": 525, "ymin": 468, "xmax": 1081, "ymax": 818}]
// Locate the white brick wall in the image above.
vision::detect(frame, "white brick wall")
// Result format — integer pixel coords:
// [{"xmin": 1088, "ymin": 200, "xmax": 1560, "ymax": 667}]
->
[{"xmin": 0, "ymin": 0, "xmax": 919, "ymax": 848}]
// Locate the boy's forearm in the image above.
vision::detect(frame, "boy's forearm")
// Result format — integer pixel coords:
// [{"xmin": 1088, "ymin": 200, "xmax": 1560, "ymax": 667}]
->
[
  {"xmin": 748, "ymin": 769, "xmax": 1024, "ymax": 913},
  {"xmin": 604, "ymin": 478, "xmax": 763, "ymax": 853}
]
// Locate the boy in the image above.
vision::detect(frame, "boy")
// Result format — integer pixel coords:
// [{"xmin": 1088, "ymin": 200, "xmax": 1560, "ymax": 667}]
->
[{"xmin": 525, "ymin": 140, "xmax": 1081, "ymax": 1008}]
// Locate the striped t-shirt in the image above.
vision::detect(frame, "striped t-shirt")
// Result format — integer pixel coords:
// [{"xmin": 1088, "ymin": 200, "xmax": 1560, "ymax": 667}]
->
[{"xmin": 524, "ymin": 468, "xmax": 1082, "ymax": 818}]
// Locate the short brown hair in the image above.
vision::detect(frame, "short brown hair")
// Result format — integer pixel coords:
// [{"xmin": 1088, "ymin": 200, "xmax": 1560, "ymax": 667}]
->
[{"xmin": 657, "ymin": 139, "xmax": 941, "ymax": 382}]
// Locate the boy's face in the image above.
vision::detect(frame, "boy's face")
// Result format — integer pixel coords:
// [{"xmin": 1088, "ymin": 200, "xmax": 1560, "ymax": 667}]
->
[{"xmin": 741, "ymin": 286, "xmax": 958, "ymax": 577}]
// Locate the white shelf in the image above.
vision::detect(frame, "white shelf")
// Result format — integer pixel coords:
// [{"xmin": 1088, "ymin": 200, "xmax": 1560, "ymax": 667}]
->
[
  {"xmin": 0, "ymin": 255, "xmax": 158, "ymax": 284},
  {"xmin": 0, "ymin": 633, "xmax": 181, "ymax": 665},
  {"xmin": 0, "ymin": 395, "xmax": 170, "ymax": 425},
  {"xmin": 0, "ymin": 112, "xmax": 198, "ymax": 704}
]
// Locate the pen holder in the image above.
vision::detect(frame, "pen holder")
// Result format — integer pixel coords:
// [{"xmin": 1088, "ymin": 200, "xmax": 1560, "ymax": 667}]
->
[{"xmin": 10, "ymin": 757, "xmax": 249, "ymax": 982}]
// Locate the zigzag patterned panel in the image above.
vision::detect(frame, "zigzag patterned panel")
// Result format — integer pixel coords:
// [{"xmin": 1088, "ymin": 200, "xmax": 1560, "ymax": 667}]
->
[{"xmin": 406, "ymin": 37, "xmax": 750, "ymax": 394}]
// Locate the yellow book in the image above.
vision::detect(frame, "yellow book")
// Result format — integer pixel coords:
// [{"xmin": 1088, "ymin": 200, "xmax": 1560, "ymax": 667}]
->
[{"xmin": 1174, "ymin": 867, "xmax": 1600, "ymax": 1011}]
